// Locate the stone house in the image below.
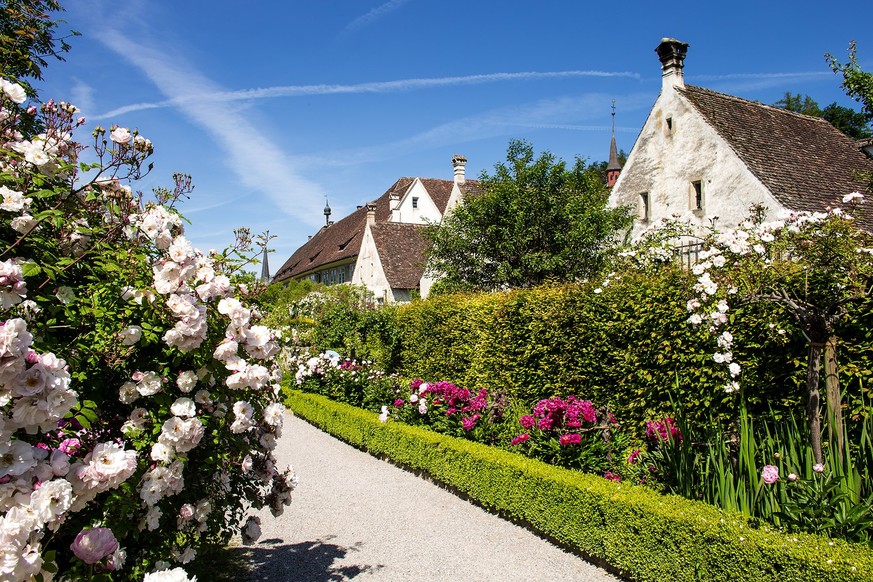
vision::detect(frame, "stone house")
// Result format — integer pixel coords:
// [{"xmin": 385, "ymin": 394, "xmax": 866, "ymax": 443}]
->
[
  {"xmin": 273, "ymin": 155, "xmax": 479, "ymax": 303},
  {"xmin": 609, "ymin": 38, "xmax": 873, "ymax": 237}
]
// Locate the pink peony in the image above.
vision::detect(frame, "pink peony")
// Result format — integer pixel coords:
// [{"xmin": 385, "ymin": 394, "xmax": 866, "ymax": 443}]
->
[
  {"xmin": 510, "ymin": 433, "xmax": 530, "ymax": 446},
  {"xmin": 604, "ymin": 471, "xmax": 622, "ymax": 483},
  {"xmin": 559, "ymin": 433, "xmax": 582, "ymax": 447},
  {"xmin": 813, "ymin": 463, "xmax": 825, "ymax": 473},
  {"xmin": 71, "ymin": 527, "xmax": 118, "ymax": 564},
  {"xmin": 519, "ymin": 415, "xmax": 536, "ymax": 429},
  {"xmin": 761, "ymin": 464, "xmax": 779, "ymax": 484}
]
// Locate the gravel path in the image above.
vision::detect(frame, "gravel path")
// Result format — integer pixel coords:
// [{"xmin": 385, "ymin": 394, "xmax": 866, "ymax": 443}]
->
[{"xmin": 239, "ymin": 412, "xmax": 624, "ymax": 582}]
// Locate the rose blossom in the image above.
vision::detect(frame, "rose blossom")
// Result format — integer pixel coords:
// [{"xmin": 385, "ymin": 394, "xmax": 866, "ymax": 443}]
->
[
  {"xmin": 70, "ymin": 527, "xmax": 118, "ymax": 564},
  {"xmin": 813, "ymin": 463, "xmax": 825, "ymax": 473},
  {"xmin": 119, "ymin": 325, "xmax": 142, "ymax": 345},
  {"xmin": 109, "ymin": 127, "xmax": 131, "ymax": 144}
]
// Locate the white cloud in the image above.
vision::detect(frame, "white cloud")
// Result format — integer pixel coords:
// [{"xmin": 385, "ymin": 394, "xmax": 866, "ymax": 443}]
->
[
  {"xmin": 92, "ymin": 70, "xmax": 640, "ymax": 120},
  {"xmin": 98, "ymin": 30, "xmax": 326, "ymax": 229},
  {"xmin": 342, "ymin": 0, "xmax": 413, "ymax": 34}
]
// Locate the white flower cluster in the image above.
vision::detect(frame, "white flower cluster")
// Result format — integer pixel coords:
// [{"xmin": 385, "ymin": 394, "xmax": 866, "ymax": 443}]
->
[{"xmin": 0, "ymin": 84, "xmax": 296, "ymax": 578}]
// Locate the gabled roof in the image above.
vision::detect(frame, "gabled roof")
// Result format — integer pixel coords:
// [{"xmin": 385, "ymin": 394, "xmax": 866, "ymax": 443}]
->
[
  {"xmin": 370, "ymin": 223, "xmax": 430, "ymax": 289},
  {"xmin": 273, "ymin": 177, "xmax": 478, "ymax": 283},
  {"xmin": 678, "ymin": 85, "xmax": 873, "ymax": 226}
]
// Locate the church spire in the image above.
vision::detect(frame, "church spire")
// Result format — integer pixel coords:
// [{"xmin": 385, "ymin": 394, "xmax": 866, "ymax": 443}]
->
[
  {"xmin": 606, "ymin": 100, "xmax": 622, "ymax": 188},
  {"xmin": 260, "ymin": 231, "xmax": 271, "ymax": 283}
]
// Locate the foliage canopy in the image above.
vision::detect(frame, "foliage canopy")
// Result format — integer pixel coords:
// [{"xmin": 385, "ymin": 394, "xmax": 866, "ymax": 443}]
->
[{"xmin": 424, "ymin": 140, "xmax": 633, "ymax": 293}]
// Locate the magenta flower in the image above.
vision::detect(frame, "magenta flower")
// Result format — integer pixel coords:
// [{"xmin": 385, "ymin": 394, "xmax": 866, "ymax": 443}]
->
[
  {"xmin": 393, "ymin": 398, "xmax": 404, "ymax": 408},
  {"xmin": 71, "ymin": 527, "xmax": 118, "ymax": 564},
  {"xmin": 559, "ymin": 433, "xmax": 582, "ymax": 446},
  {"xmin": 510, "ymin": 433, "xmax": 530, "ymax": 446},
  {"xmin": 604, "ymin": 471, "xmax": 622, "ymax": 483},
  {"xmin": 761, "ymin": 465, "xmax": 779, "ymax": 484},
  {"xmin": 519, "ymin": 415, "xmax": 536, "ymax": 429},
  {"xmin": 58, "ymin": 438, "xmax": 81, "ymax": 455},
  {"xmin": 461, "ymin": 414, "xmax": 480, "ymax": 431},
  {"xmin": 628, "ymin": 449, "xmax": 641, "ymax": 464}
]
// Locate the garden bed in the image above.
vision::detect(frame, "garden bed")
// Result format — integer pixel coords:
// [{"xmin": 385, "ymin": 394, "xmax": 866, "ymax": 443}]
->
[{"xmin": 285, "ymin": 389, "xmax": 873, "ymax": 582}]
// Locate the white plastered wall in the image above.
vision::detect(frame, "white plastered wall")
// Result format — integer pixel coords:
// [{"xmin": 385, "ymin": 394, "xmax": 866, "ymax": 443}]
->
[
  {"xmin": 389, "ymin": 179, "xmax": 442, "ymax": 224},
  {"xmin": 609, "ymin": 86, "xmax": 785, "ymax": 239},
  {"xmin": 351, "ymin": 223, "xmax": 394, "ymax": 303}
]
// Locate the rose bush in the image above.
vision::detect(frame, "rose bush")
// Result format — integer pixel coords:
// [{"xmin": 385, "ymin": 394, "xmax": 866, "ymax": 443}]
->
[{"xmin": 0, "ymin": 78, "xmax": 295, "ymax": 580}]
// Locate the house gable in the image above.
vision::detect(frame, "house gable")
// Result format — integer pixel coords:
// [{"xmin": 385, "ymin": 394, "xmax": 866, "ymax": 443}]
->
[{"xmin": 610, "ymin": 83, "xmax": 780, "ymax": 236}]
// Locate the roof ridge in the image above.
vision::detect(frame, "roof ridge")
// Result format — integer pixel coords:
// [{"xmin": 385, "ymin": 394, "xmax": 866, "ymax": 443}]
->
[{"xmin": 681, "ymin": 84, "xmax": 833, "ymax": 124}]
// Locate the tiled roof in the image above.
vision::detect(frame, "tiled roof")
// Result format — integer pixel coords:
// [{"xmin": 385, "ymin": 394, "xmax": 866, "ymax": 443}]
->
[
  {"xmin": 273, "ymin": 177, "xmax": 477, "ymax": 283},
  {"xmin": 679, "ymin": 85, "xmax": 873, "ymax": 227},
  {"xmin": 370, "ymin": 223, "xmax": 430, "ymax": 289}
]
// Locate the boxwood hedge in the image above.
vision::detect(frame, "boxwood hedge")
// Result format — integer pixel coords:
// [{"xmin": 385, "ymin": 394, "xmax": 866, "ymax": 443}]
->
[{"xmin": 285, "ymin": 390, "xmax": 873, "ymax": 581}]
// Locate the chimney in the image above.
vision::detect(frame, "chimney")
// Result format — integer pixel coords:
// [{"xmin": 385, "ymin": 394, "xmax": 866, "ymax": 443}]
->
[
  {"xmin": 389, "ymin": 193, "xmax": 401, "ymax": 222},
  {"xmin": 366, "ymin": 203, "xmax": 376, "ymax": 226},
  {"xmin": 656, "ymin": 38, "xmax": 688, "ymax": 89},
  {"xmin": 452, "ymin": 154, "xmax": 467, "ymax": 185}
]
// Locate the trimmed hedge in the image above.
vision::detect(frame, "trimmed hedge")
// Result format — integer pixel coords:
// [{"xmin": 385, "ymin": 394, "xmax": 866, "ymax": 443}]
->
[{"xmin": 285, "ymin": 389, "xmax": 873, "ymax": 582}]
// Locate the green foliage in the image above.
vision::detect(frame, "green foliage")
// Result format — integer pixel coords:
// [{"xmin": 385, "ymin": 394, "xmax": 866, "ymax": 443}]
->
[
  {"xmin": 286, "ymin": 390, "xmax": 873, "ymax": 581},
  {"xmin": 257, "ymin": 277, "xmax": 322, "ymax": 329},
  {"xmin": 828, "ymin": 41, "xmax": 873, "ymax": 119},
  {"xmin": 424, "ymin": 139, "xmax": 633, "ymax": 292},
  {"xmin": 0, "ymin": 0, "xmax": 76, "ymax": 90},
  {"xmin": 775, "ymin": 92, "xmax": 823, "ymax": 116},
  {"xmin": 773, "ymin": 91, "xmax": 872, "ymax": 139},
  {"xmin": 387, "ymin": 270, "xmax": 812, "ymax": 431}
]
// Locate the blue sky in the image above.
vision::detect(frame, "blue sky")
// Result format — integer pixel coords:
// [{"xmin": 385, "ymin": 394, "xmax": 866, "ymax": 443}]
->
[{"xmin": 35, "ymin": 0, "xmax": 873, "ymax": 273}]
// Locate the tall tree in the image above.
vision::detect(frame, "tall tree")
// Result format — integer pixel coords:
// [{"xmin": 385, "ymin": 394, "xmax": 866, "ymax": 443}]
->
[
  {"xmin": 424, "ymin": 140, "xmax": 633, "ymax": 293},
  {"xmin": 773, "ymin": 91, "xmax": 872, "ymax": 139},
  {"xmin": 0, "ymin": 0, "xmax": 76, "ymax": 96},
  {"xmin": 775, "ymin": 92, "xmax": 822, "ymax": 116}
]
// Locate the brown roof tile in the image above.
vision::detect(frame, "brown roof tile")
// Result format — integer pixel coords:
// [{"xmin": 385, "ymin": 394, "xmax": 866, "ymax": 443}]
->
[
  {"xmin": 370, "ymin": 222, "xmax": 430, "ymax": 289},
  {"xmin": 274, "ymin": 177, "xmax": 478, "ymax": 283},
  {"xmin": 678, "ymin": 85, "xmax": 873, "ymax": 228}
]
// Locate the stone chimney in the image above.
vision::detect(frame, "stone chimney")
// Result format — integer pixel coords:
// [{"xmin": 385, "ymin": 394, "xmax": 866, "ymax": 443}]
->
[
  {"xmin": 389, "ymin": 193, "xmax": 401, "ymax": 222},
  {"xmin": 452, "ymin": 154, "xmax": 467, "ymax": 185},
  {"xmin": 656, "ymin": 38, "xmax": 688, "ymax": 89},
  {"xmin": 366, "ymin": 203, "xmax": 376, "ymax": 226}
]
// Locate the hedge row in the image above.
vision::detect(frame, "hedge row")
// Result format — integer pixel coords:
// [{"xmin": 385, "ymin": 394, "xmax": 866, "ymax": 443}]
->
[
  {"xmin": 285, "ymin": 389, "xmax": 873, "ymax": 582},
  {"xmin": 389, "ymin": 268, "xmax": 820, "ymax": 428}
]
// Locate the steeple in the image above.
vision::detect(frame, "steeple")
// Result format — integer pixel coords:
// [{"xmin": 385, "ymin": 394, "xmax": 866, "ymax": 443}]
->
[
  {"xmin": 606, "ymin": 99, "xmax": 622, "ymax": 188},
  {"xmin": 260, "ymin": 245, "xmax": 270, "ymax": 282},
  {"xmin": 323, "ymin": 197, "xmax": 332, "ymax": 226}
]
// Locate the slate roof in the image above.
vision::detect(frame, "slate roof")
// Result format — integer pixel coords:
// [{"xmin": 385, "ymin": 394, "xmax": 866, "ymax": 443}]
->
[
  {"xmin": 273, "ymin": 177, "xmax": 479, "ymax": 285},
  {"xmin": 678, "ymin": 85, "xmax": 873, "ymax": 227}
]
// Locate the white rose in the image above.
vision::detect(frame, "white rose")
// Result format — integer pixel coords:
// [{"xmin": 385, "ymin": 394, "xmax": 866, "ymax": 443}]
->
[
  {"xmin": 109, "ymin": 127, "xmax": 132, "ymax": 144},
  {"xmin": 120, "ymin": 325, "xmax": 142, "ymax": 345}
]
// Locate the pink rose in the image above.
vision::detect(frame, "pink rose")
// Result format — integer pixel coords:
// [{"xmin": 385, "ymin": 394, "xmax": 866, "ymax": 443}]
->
[
  {"xmin": 761, "ymin": 464, "xmax": 779, "ymax": 484},
  {"xmin": 71, "ymin": 527, "xmax": 118, "ymax": 564}
]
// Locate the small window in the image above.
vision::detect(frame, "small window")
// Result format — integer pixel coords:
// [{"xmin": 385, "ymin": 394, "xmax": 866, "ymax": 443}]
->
[
  {"xmin": 640, "ymin": 192, "xmax": 650, "ymax": 221},
  {"xmin": 338, "ymin": 267, "xmax": 345, "ymax": 284},
  {"xmin": 691, "ymin": 181, "xmax": 703, "ymax": 211},
  {"xmin": 412, "ymin": 197, "xmax": 419, "ymax": 209},
  {"xmin": 666, "ymin": 117, "xmax": 673, "ymax": 132}
]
